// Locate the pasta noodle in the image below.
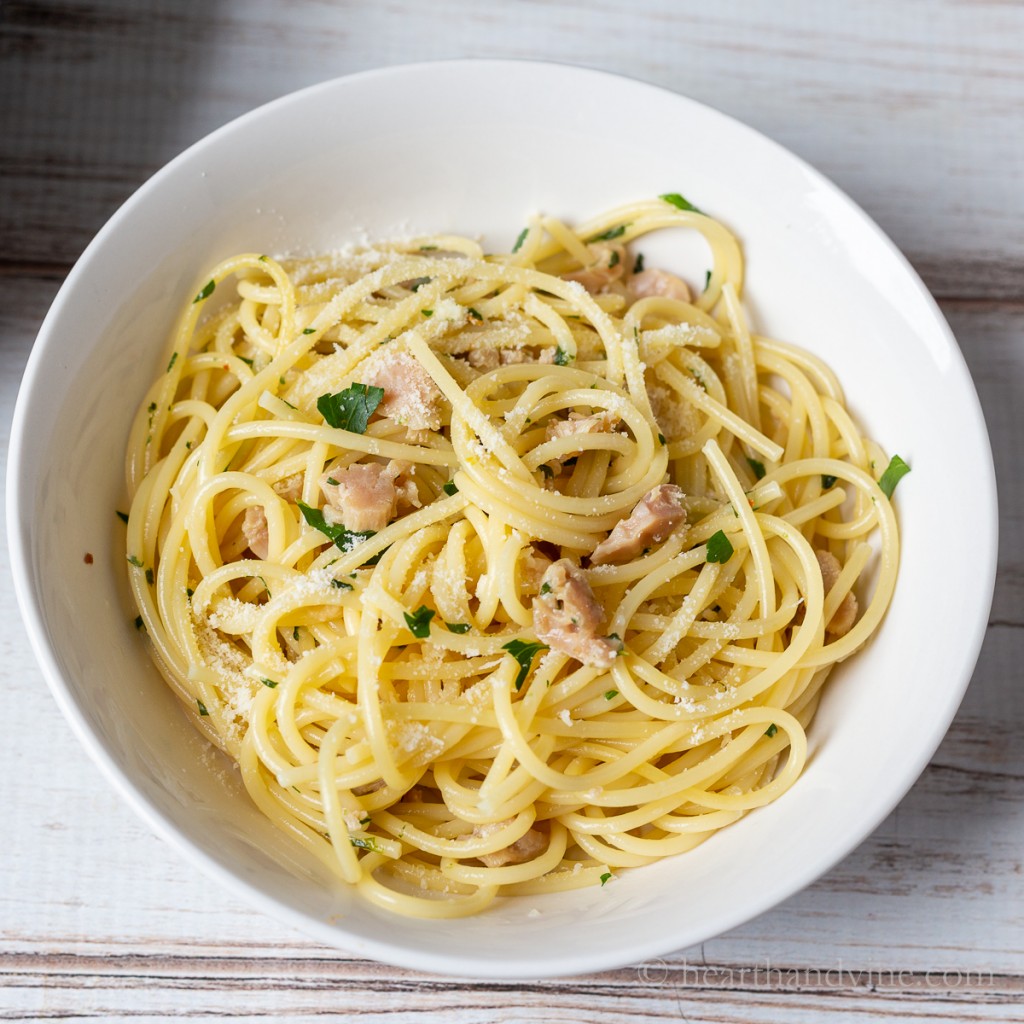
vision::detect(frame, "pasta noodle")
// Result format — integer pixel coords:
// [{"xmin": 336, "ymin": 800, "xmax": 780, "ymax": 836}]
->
[{"xmin": 123, "ymin": 197, "xmax": 903, "ymax": 918}]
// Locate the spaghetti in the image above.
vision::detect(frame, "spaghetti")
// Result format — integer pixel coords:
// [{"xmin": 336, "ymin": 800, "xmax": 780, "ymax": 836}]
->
[{"xmin": 123, "ymin": 197, "xmax": 904, "ymax": 918}]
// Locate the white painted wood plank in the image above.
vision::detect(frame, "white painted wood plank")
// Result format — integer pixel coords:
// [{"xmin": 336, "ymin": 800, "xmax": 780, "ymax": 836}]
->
[
  {"xmin": 2, "ymin": 955, "xmax": 1022, "ymax": 1024},
  {"xmin": 2, "ymin": 276, "xmax": 1020, "ymax": 1010},
  {"xmin": 2, "ymin": 0, "xmax": 1023, "ymax": 296}
]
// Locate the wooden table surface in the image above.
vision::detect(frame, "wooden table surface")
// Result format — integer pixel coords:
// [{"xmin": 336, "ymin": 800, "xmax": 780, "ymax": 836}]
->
[{"xmin": 2, "ymin": 2, "xmax": 1022, "ymax": 1020}]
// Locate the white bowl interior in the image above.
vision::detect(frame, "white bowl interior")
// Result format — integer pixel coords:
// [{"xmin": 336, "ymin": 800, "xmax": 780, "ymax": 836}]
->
[{"xmin": 8, "ymin": 61, "xmax": 997, "ymax": 978}]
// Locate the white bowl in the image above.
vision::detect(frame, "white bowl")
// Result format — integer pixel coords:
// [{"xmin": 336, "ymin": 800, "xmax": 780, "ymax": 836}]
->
[{"xmin": 8, "ymin": 60, "xmax": 997, "ymax": 978}]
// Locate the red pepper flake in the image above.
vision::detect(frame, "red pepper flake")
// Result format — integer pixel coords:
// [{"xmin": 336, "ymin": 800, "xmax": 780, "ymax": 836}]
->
[{"xmin": 84, "ymin": 552, "xmax": 94, "ymax": 564}]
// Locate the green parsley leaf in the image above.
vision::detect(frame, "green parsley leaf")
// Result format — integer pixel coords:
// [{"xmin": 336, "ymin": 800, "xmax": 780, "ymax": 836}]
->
[
  {"xmin": 706, "ymin": 530, "xmax": 734, "ymax": 564},
  {"xmin": 421, "ymin": 309, "xmax": 433, "ymax": 317},
  {"xmin": 608, "ymin": 249, "xmax": 620, "ymax": 268},
  {"xmin": 599, "ymin": 872, "xmax": 613, "ymax": 886},
  {"xmin": 316, "ymin": 382, "xmax": 385, "ymax": 434},
  {"xmin": 419, "ymin": 244, "xmax": 438, "ymax": 251},
  {"xmin": 330, "ymin": 579, "xmax": 353, "ymax": 590},
  {"xmin": 443, "ymin": 481, "xmax": 458, "ymax": 496},
  {"xmin": 877, "ymin": 454, "xmax": 911, "ymax": 499},
  {"xmin": 186, "ymin": 588, "xmax": 194, "ymax": 599},
  {"xmin": 197, "ymin": 699, "xmax": 209, "ymax": 716},
  {"xmin": 350, "ymin": 836, "xmax": 381, "ymax": 852},
  {"xmin": 326, "ymin": 477, "xmax": 340, "ymax": 486},
  {"xmin": 192, "ymin": 279, "xmax": 215, "ymax": 304},
  {"xmin": 127, "ymin": 554, "xmax": 143, "ymax": 567},
  {"xmin": 302, "ymin": 327, "xmax": 316, "ymax": 335},
  {"xmin": 633, "ymin": 252, "xmax": 645, "ymax": 274},
  {"xmin": 604, "ymin": 690, "xmax": 619, "ymax": 700},
  {"xmin": 404, "ymin": 605, "xmax": 435, "ymax": 638},
  {"xmin": 467, "ymin": 307, "xmax": 483, "ymax": 321},
  {"xmin": 134, "ymin": 615, "xmax": 144, "ymax": 631},
  {"xmin": 297, "ymin": 501, "xmax": 380, "ymax": 561},
  {"xmin": 704, "ymin": 269, "xmax": 712, "ymax": 291},
  {"xmin": 747, "ymin": 457, "xmax": 766, "ymax": 480},
  {"xmin": 540, "ymin": 581, "xmax": 552, "ymax": 595},
  {"xmin": 588, "ymin": 224, "xmax": 626, "ymax": 242},
  {"xmin": 765, "ymin": 723, "xmax": 778, "ymax": 738},
  {"xmin": 258, "ymin": 254, "xmax": 269, "ymax": 262},
  {"xmin": 167, "ymin": 351, "xmax": 178, "ymax": 372},
  {"xmin": 145, "ymin": 567, "xmax": 154, "ymax": 585},
  {"xmin": 660, "ymin": 192, "xmax": 702, "ymax": 213},
  {"xmin": 116, "ymin": 510, "xmax": 129, "ymax": 524},
  {"xmin": 554, "ymin": 346, "xmax": 572, "ymax": 366},
  {"xmin": 445, "ymin": 622, "xmax": 471, "ymax": 634},
  {"xmin": 658, "ymin": 432, "xmax": 667, "ymax": 446},
  {"xmin": 821, "ymin": 474, "xmax": 838, "ymax": 490},
  {"xmin": 501, "ymin": 639, "xmax": 549, "ymax": 691},
  {"xmin": 512, "ymin": 227, "xmax": 529, "ymax": 253},
  {"xmin": 261, "ymin": 677, "xmax": 279, "ymax": 689},
  {"xmin": 292, "ymin": 626, "xmax": 300, "ymax": 641}
]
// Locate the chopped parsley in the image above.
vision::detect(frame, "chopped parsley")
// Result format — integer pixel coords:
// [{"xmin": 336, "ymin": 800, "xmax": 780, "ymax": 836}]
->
[
  {"xmin": 145, "ymin": 568, "xmax": 154, "ymax": 585},
  {"xmin": 316, "ymin": 382, "xmax": 385, "ymax": 434},
  {"xmin": 404, "ymin": 605, "xmax": 435, "ymax": 638},
  {"xmin": 421, "ymin": 309, "xmax": 433, "ymax": 317},
  {"xmin": 658, "ymin": 432, "xmax": 667, "ymax": 446},
  {"xmin": 706, "ymin": 530, "xmax": 734, "ymax": 564},
  {"xmin": 419, "ymin": 244, "xmax": 438, "ymax": 251},
  {"xmin": 192, "ymin": 279, "xmax": 215, "ymax": 304},
  {"xmin": 588, "ymin": 224, "xmax": 626, "ymax": 242},
  {"xmin": 633, "ymin": 252, "xmax": 645, "ymax": 274},
  {"xmin": 326, "ymin": 477, "xmax": 340, "ymax": 486},
  {"xmin": 297, "ymin": 501, "xmax": 380, "ymax": 561},
  {"xmin": 540, "ymin": 581, "xmax": 552, "ymax": 595},
  {"xmin": 608, "ymin": 249, "xmax": 620, "ymax": 268},
  {"xmin": 660, "ymin": 192, "xmax": 702, "ymax": 213},
  {"xmin": 166, "ymin": 352, "xmax": 178, "ymax": 372},
  {"xmin": 443, "ymin": 481, "xmax": 458, "ymax": 496},
  {"xmin": 261, "ymin": 677, "xmax": 279, "ymax": 689},
  {"xmin": 116, "ymin": 510, "xmax": 129, "ymax": 524},
  {"xmin": 821, "ymin": 474, "xmax": 838, "ymax": 490},
  {"xmin": 197, "ymin": 699, "xmax": 209, "ymax": 716},
  {"xmin": 330, "ymin": 578, "xmax": 353, "ymax": 590},
  {"xmin": 512, "ymin": 227, "xmax": 529, "ymax": 253},
  {"xmin": 704, "ymin": 269, "xmax": 712, "ymax": 291},
  {"xmin": 352, "ymin": 835, "xmax": 385, "ymax": 851},
  {"xmin": 134, "ymin": 615, "xmax": 144, "ymax": 631},
  {"xmin": 127, "ymin": 554, "xmax": 143, "ymax": 567},
  {"xmin": 877, "ymin": 454, "xmax": 911, "ymax": 499},
  {"xmin": 292, "ymin": 626, "xmax": 300, "ymax": 641},
  {"xmin": 553, "ymin": 346, "xmax": 572, "ymax": 366},
  {"xmin": 350, "ymin": 836, "xmax": 381, "ymax": 853},
  {"xmin": 604, "ymin": 690, "xmax": 619, "ymax": 700},
  {"xmin": 747, "ymin": 457, "xmax": 766, "ymax": 480},
  {"xmin": 501, "ymin": 639, "xmax": 549, "ymax": 691},
  {"xmin": 765, "ymin": 723, "xmax": 778, "ymax": 738},
  {"xmin": 467, "ymin": 307, "xmax": 483, "ymax": 321},
  {"xmin": 302, "ymin": 327, "xmax": 316, "ymax": 335},
  {"xmin": 599, "ymin": 872, "xmax": 613, "ymax": 886},
  {"xmin": 446, "ymin": 622, "xmax": 471, "ymax": 634}
]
